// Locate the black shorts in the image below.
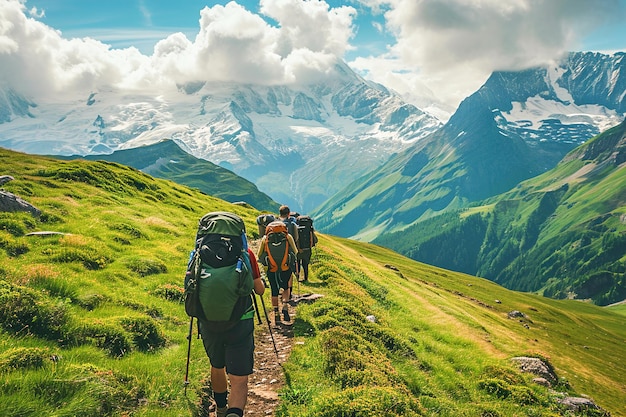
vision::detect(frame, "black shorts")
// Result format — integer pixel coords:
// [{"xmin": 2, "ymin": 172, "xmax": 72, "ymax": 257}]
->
[
  {"xmin": 297, "ymin": 249, "xmax": 312, "ymax": 264},
  {"xmin": 199, "ymin": 318, "xmax": 254, "ymax": 376},
  {"xmin": 267, "ymin": 270, "xmax": 291, "ymax": 296}
]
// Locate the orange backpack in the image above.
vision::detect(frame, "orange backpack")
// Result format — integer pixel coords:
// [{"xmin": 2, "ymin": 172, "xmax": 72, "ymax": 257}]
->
[{"xmin": 263, "ymin": 221, "xmax": 292, "ymax": 272}]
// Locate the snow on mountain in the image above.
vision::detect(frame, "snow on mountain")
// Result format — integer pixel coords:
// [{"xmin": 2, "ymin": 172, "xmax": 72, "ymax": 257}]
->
[
  {"xmin": 0, "ymin": 60, "xmax": 443, "ymax": 212},
  {"xmin": 492, "ymin": 54, "xmax": 625, "ymax": 147}
]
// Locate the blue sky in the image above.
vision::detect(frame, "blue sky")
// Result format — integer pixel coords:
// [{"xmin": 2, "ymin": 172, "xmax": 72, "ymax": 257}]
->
[
  {"xmin": 36, "ymin": 0, "xmax": 626, "ymax": 54},
  {"xmin": 6, "ymin": 0, "xmax": 626, "ymax": 111},
  {"xmin": 36, "ymin": 0, "xmax": 395, "ymax": 59}
]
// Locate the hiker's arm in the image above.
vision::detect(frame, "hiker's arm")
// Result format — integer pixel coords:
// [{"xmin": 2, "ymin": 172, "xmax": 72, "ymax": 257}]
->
[
  {"xmin": 257, "ymin": 237, "xmax": 266, "ymax": 259},
  {"xmin": 253, "ymin": 274, "xmax": 265, "ymax": 295},
  {"xmin": 287, "ymin": 234, "xmax": 299, "ymax": 253},
  {"xmin": 293, "ymin": 223, "xmax": 299, "ymax": 247},
  {"xmin": 247, "ymin": 249, "xmax": 265, "ymax": 295}
]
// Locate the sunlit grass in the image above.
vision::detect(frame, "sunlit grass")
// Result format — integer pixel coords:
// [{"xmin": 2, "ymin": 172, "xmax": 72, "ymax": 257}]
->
[{"xmin": 1, "ymin": 147, "xmax": 624, "ymax": 416}]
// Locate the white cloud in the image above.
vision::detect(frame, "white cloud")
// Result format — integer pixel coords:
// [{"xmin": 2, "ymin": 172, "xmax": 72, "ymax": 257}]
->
[
  {"xmin": 354, "ymin": 0, "xmax": 625, "ymax": 109},
  {"xmin": 0, "ymin": 0, "xmax": 358, "ymax": 98},
  {"xmin": 0, "ymin": 0, "xmax": 149, "ymax": 96},
  {"xmin": 2, "ymin": 0, "xmax": 624, "ymax": 111}
]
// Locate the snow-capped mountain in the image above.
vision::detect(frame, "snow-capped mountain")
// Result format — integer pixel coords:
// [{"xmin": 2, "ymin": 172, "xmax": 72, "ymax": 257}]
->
[
  {"xmin": 0, "ymin": 60, "xmax": 442, "ymax": 212},
  {"xmin": 485, "ymin": 52, "xmax": 624, "ymax": 149},
  {"xmin": 313, "ymin": 51, "xmax": 626, "ymax": 240}
]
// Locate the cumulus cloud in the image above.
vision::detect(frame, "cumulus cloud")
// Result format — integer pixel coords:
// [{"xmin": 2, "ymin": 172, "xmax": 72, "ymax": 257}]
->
[
  {"xmin": 355, "ymin": 0, "xmax": 624, "ymax": 109},
  {"xmin": 1, "ymin": 0, "xmax": 623, "ymax": 110},
  {"xmin": 0, "ymin": 0, "xmax": 357, "ymax": 98},
  {"xmin": 0, "ymin": 0, "xmax": 149, "ymax": 96}
]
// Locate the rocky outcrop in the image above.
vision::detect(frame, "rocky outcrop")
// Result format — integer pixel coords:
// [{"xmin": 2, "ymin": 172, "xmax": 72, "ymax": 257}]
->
[
  {"xmin": 0, "ymin": 176, "xmax": 41, "ymax": 217},
  {"xmin": 511, "ymin": 356, "xmax": 608, "ymax": 415},
  {"xmin": 510, "ymin": 357, "xmax": 557, "ymax": 384}
]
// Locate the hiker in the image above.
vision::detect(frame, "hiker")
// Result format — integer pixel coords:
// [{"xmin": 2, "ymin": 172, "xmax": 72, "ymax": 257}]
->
[
  {"xmin": 200, "ymin": 248, "xmax": 264, "ymax": 417},
  {"xmin": 295, "ymin": 215, "xmax": 318, "ymax": 282},
  {"xmin": 257, "ymin": 218, "xmax": 298, "ymax": 324},
  {"xmin": 278, "ymin": 205, "xmax": 299, "ymax": 297},
  {"xmin": 256, "ymin": 213, "xmax": 275, "ymax": 237},
  {"xmin": 189, "ymin": 212, "xmax": 265, "ymax": 417}
]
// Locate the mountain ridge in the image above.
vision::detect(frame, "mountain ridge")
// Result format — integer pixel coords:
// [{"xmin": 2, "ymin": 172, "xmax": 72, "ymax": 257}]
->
[
  {"xmin": 55, "ymin": 139, "xmax": 278, "ymax": 212},
  {"xmin": 313, "ymin": 52, "xmax": 626, "ymax": 241},
  {"xmin": 374, "ymin": 119, "xmax": 626, "ymax": 305},
  {"xmin": 0, "ymin": 59, "xmax": 443, "ymax": 212}
]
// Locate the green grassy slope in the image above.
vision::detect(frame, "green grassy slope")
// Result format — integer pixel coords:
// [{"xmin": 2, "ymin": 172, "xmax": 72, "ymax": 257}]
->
[
  {"xmin": 375, "ymin": 120, "xmax": 626, "ymax": 305},
  {"xmin": 1, "ymin": 147, "xmax": 624, "ymax": 416}
]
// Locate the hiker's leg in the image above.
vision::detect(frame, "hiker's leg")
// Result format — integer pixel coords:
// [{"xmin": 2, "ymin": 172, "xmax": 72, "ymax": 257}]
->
[
  {"xmin": 282, "ymin": 271, "xmax": 291, "ymax": 304},
  {"xmin": 199, "ymin": 321, "xmax": 229, "ymax": 407},
  {"xmin": 268, "ymin": 271, "xmax": 280, "ymax": 310},
  {"xmin": 211, "ymin": 366, "xmax": 229, "ymax": 413},
  {"xmin": 296, "ymin": 254, "xmax": 301, "ymax": 277},
  {"xmin": 301, "ymin": 249, "xmax": 311, "ymax": 281},
  {"xmin": 211, "ymin": 366, "xmax": 228, "ymax": 393},
  {"xmin": 279, "ymin": 270, "xmax": 291, "ymax": 321},
  {"xmin": 226, "ymin": 374, "xmax": 248, "ymax": 412},
  {"xmin": 223, "ymin": 319, "xmax": 254, "ymax": 415},
  {"xmin": 302, "ymin": 256, "xmax": 309, "ymax": 281}
]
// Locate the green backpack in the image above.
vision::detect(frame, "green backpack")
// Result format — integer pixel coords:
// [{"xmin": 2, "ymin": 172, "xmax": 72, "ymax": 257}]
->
[{"xmin": 184, "ymin": 212, "xmax": 254, "ymax": 332}]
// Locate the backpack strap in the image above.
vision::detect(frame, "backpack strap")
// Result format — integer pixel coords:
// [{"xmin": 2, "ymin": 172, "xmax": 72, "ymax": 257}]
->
[{"xmin": 263, "ymin": 238, "xmax": 276, "ymax": 272}]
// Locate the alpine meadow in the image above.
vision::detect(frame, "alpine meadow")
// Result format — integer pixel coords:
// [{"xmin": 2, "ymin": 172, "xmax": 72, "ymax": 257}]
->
[{"xmin": 1, "ymin": 147, "xmax": 625, "ymax": 416}]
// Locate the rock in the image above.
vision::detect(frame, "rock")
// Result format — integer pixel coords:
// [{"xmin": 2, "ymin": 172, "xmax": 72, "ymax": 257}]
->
[
  {"xmin": 26, "ymin": 231, "xmax": 70, "ymax": 237},
  {"xmin": 0, "ymin": 175, "xmax": 14, "ymax": 186},
  {"xmin": 532, "ymin": 377, "xmax": 551, "ymax": 387},
  {"xmin": 510, "ymin": 357, "xmax": 557, "ymax": 383},
  {"xmin": 0, "ymin": 190, "xmax": 41, "ymax": 217},
  {"xmin": 366, "ymin": 315, "xmax": 376, "ymax": 323},
  {"xmin": 507, "ymin": 310, "xmax": 525, "ymax": 319},
  {"xmin": 291, "ymin": 293, "xmax": 324, "ymax": 304},
  {"xmin": 558, "ymin": 396, "xmax": 600, "ymax": 412},
  {"xmin": 231, "ymin": 201, "xmax": 254, "ymax": 208}
]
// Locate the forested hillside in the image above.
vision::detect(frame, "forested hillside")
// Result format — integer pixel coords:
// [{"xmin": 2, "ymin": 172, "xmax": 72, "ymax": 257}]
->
[{"xmin": 375, "ymin": 120, "xmax": 626, "ymax": 305}]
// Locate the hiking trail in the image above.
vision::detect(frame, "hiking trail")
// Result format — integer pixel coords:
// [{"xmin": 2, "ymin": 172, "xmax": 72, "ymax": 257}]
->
[{"xmin": 199, "ymin": 238, "xmax": 314, "ymax": 416}]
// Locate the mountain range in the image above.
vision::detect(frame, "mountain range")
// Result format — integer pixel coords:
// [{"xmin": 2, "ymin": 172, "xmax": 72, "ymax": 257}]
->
[
  {"xmin": 1, "ymin": 50, "xmax": 625, "ymax": 306},
  {"xmin": 313, "ymin": 52, "xmax": 626, "ymax": 240},
  {"xmin": 0, "ymin": 60, "xmax": 442, "ymax": 212}
]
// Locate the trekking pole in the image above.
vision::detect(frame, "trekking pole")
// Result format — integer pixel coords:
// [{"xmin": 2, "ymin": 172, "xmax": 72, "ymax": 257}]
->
[
  {"xmin": 296, "ymin": 270, "xmax": 300, "ymax": 296},
  {"xmin": 184, "ymin": 316, "xmax": 194, "ymax": 394},
  {"xmin": 251, "ymin": 293, "xmax": 262, "ymax": 325},
  {"xmin": 257, "ymin": 291, "xmax": 280, "ymax": 360}
]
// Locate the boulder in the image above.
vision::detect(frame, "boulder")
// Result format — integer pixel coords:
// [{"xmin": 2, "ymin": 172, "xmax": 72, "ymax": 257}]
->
[
  {"xmin": 510, "ymin": 356, "xmax": 557, "ymax": 384},
  {"xmin": 0, "ymin": 175, "xmax": 14, "ymax": 186},
  {"xmin": 0, "ymin": 190, "xmax": 41, "ymax": 217},
  {"xmin": 558, "ymin": 396, "xmax": 600, "ymax": 412}
]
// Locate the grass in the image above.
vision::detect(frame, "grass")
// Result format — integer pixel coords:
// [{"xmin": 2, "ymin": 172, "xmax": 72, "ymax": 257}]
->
[{"xmin": 1, "ymin": 147, "xmax": 624, "ymax": 416}]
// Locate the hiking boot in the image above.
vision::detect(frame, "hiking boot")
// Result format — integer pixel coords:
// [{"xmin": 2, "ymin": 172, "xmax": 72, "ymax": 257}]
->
[
  {"xmin": 274, "ymin": 310, "xmax": 281, "ymax": 324},
  {"xmin": 216, "ymin": 406, "xmax": 228, "ymax": 417},
  {"xmin": 282, "ymin": 307, "xmax": 290, "ymax": 322}
]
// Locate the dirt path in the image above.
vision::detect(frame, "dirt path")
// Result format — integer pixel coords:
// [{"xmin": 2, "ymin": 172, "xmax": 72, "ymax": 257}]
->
[
  {"xmin": 246, "ymin": 304, "xmax": 295, "ymax": 416},
  {"xmin": 205, "ymin": 239, "xmax": 296, "ymax": 417},
  {"xmin": 199, "ymin": 239, "xmax": 324, "ymax": 416}
]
